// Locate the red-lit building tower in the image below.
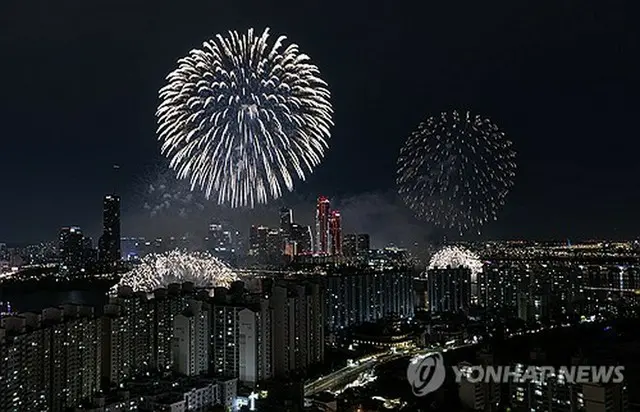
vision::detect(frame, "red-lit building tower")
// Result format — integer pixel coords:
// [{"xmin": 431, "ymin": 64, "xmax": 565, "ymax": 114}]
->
[
  {"xmin": 329, "ymin": 210, "xmax": 343, "ymax": 256},
  {"xmin": 315, "ymin": 196, "xmax": 331, "ymax": 254}
]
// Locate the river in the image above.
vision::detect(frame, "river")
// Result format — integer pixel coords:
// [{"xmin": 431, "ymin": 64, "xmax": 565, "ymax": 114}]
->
[{"xmin": 1, "ymin": 288, "xmax": 109, "ymax": 314}]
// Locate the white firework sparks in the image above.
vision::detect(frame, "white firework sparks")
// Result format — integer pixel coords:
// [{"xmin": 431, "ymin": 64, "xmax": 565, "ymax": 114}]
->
[
  {"xmin": 114, "ymin": 250, "xmax": 238, "ymax": 293},
  {"xmin": 397, "ymin": 110, "xmax": 516, "ymax": 234},
  {"xmin": 157, "ymin": 27, "xmax": 333, "ymax": 208},
  {"xmin": 428, "ymin": 246, "xmax": 483, "ymax": 281}
]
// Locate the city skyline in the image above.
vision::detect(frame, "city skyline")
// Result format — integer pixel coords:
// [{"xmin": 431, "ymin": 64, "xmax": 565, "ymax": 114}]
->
[{"xmin": 0, "ymin": 1, "xmax": 633, "ymax": 243}]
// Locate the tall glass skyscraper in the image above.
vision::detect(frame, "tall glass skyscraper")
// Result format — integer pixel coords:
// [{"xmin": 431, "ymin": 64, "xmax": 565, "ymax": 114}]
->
[
  {"xmin": 315, "ymin": 196, "xmax": 330, "ymax": 255},
  {"xmin": 99, "ymin": 194, "xmax": 121, "ymax": 264}
]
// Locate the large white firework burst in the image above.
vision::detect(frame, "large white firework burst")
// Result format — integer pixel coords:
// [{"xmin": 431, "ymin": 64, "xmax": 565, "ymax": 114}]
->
[
  {"xmin": 157, "ymin": 27, "xmax": 333, "ymax": 208},
  {"xmin": 397, "ymin": 110, "xmax": 516, "ymax": 234},
  {"xmin": 114, "ymin": 250, "xmax": 238, "ymax": 293},
  {"xmin": 428, "ymin": 245, "xmax": 483, "ymax": 281}
]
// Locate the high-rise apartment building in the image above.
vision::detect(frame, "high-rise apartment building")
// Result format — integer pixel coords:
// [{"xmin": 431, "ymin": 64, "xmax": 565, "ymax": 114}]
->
[
  {"xmin": 270, "ymin": 283, "xmax": 324, "ymax": 377},
  {"xmin": 212, "ymin": 297, "xmax": 273, "ymax": 386},
  {"xmin": 0, "ymin": 306, "xmax": 102, "ymax": 412},
  {"xmin": 238, "ymin": 305, "xmax": 273, "ymax": 385},
  {"xmin": 321, "ymin": 267, "xmax": 414, "ymax": 331},
  {"xmin": 427, "ymin": 267, "xmax": 472, "ymax": 313},
  {"xmin": 102, "ymin": 287, "xmax": 155, "ymax": 384},
  {"xmin": 315, "ymin": 196, "xmax": 331, "ymax": 255},
  {"xmin": 173, "ymin": 300, "xmax": 211, "ymax": 376}
]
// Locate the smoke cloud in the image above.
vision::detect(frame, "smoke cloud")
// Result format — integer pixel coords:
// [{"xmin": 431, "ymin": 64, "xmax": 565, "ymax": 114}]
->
[{"xmin": 120, "ymin": 172, "xmax": 435, "ymax": 258}]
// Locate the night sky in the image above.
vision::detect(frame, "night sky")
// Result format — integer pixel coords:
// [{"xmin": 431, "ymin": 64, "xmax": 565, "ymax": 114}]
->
[{"xmin": 0, "ymin": 1, "xmax": 632, "ymax": 244}]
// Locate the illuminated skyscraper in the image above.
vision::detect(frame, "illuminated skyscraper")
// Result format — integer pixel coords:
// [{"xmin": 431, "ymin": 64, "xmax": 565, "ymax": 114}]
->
[
  {"xmin": 99, "ymin": 195, "xmax": 121, "ymax": 264},
  {"xmin": 59, "ymin": 226, "xmax": 84, "ymax": 271},
  {"xmin": 290, "ymin": 224, "xmax": 313, "ymax": 255},
  {"xmin": 279, "ymin": 208, "xmax": 293, "ymax": 236},
  {"xmin": 315, "ymin": 196, "xmax": 330, "ymax": 255},
  {"xmin": 329, "ymin": 210, "xmax": 342, "ymax": 256}
]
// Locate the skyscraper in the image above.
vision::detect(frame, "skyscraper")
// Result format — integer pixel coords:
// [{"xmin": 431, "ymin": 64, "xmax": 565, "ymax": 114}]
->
[
  {"xmin": 59, "ymin": 226, "xmax": 84, "ymax": 271},
  {"xmin": 290, "ymin": 224, "xmax": 313, "ymax": 255},
  {"xmin": 99, "ymin": 195, "xmax": 121, "ymax": 264},
  {"xmin": 315, "ymin": 196, "xmax": 330, "ymax": 255},
  {"xmin": 207, "ymin": 222, "xmax": 234, "ymax": 263},
  {"xmin": 329, "ymin": 210, "xmax": 342, "ymax": 256},
  {"xmin": 248, "ymin": 226, "xmax": 269, "ymax": 258},
  {"xmin": 280, "ymin": 208, "xmax": 293, "ymax": 236}
]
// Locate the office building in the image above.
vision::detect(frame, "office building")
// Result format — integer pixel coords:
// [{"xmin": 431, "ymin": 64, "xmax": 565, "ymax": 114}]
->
[
  {"xmin": 290, "ymin": 223, "xmax": 313, "ymax": 255},
  {"xmin": 315, "ymin": 196, "xmax": 331, "ymax": 255},
  {"xmin": 329, "ymin": 210, "xmax": 342, "ymax": 256},
  {"xmin": 248, "ymin": 225, "xmax": 269, "ymax": 259},
  {"xmin": 99, "ymin": 194, "xmax": 121, "ymax": 265},
  {"xmin": 207, "ymin": 222, "xmax": 234, "ymax": 263},
  {"xmin": 280, "ymin": 208, "xmax": 293, "ymax": 237}
]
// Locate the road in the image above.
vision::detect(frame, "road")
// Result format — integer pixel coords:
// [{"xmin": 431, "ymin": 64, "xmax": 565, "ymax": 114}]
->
[
  {"xmin": 304, "ymin": 351, "xmax": 405, "ymax": 396},
  {"xmin": 304, "ymin": 324, "xmax": 575, "ymax": 397},
  {"xmin": 304, "ymin": 343, "xmax": 474, "ymax": 397}
]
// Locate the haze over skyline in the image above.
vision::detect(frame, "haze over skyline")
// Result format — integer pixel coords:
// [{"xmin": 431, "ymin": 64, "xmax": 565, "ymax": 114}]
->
[{"xmin": 0, "ymin": 0, "xmax": 631, "ymax": 243}]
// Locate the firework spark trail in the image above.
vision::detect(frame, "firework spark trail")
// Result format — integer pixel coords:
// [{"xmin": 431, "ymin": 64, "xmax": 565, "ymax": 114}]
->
[
  {"xmin": 397, "ymin": 110, "xmax": 516, "ymax": 234},
  {"xmin": 157, "ymin": 28, "xmax": 333, "ymax": 208},
  {"xmin": 113, "ymin": 250, "xmax": 239, "ymax": 293}
]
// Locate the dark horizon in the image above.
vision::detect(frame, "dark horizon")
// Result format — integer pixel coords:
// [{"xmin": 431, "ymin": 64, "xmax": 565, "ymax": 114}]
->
[{"xmin": 0, "ymin": 0, "xmax": 632, "ymax": 243}]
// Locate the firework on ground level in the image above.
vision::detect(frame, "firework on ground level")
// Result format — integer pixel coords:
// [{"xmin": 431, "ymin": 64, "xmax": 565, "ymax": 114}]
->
[
  {"xmin": 397, "ymin": 110, "xmax": 516, "ymax": 234},
  {"xmin": 113, "ymin": 250, "xmax": 239, "ymax": 293},
  {"xmin": 428, "ymin": 245, "xmax": 483, "ymax": 282},
  {"xmin": 157, "ymin": 27, "xmax": 333, "ymax": 209}
]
